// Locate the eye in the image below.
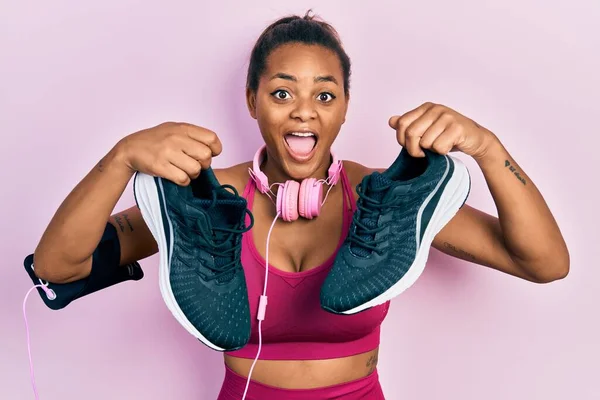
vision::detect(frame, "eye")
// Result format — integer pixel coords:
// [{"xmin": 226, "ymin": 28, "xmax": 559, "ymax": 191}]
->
[
  {"xmin": 318, "ymin": 92, "xmax": 336, "ymax": 103},
  {"xmin": 271, "ymin": 90, "xmax": 291, "ymax": 100}
]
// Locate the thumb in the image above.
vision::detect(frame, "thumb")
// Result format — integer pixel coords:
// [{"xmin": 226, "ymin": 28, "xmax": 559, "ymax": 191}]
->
[{"xmin": 388, "ymin": 115, "xmax": 401, "ymax": 130}]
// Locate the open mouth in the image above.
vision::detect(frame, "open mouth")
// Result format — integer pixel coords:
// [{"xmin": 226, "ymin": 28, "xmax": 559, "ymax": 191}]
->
[{"xmin": 284, "ymin": 131, "xmax": 318, "ymax": 161}]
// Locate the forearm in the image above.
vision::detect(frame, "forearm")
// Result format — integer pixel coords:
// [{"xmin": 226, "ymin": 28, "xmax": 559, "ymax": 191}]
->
[
  {"xmin": 474, "ymin": 135, "xmax": 569, "ymax": 280},
  {"xmin": 34, "ymin": 142, "xmax": 134, "ymax": 281}
]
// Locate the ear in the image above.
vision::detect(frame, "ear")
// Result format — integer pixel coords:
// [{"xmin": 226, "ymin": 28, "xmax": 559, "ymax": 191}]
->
[{"xmin": 246, "ymin": 87, "xmax": 257, "ymax": 119}]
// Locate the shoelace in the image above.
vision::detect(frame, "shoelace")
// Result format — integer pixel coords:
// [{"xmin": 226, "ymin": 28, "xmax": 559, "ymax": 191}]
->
[
  {"xmin": 196, "ymin": 209, "xmax": 254, "ymax": 281},
  {"xmin": 179, "ymin": 183, "xmax": 255, "ymax": 281},
  {"xmin": 347, "ymin": 176, "xmax": 402, "ymax": 256}
]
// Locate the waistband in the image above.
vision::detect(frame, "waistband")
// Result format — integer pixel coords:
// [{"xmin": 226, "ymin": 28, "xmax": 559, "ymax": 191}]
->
[{"xmin": 216, "ymin": 361, "xmax": 385, "ymax": 400}]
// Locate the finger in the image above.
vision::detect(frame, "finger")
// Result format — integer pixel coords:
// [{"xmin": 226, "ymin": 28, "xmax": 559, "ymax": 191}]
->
[
  {"xmin": 390, "ymin": 102, "xmax": 435, "ymax": 148},
  {"xmin": 389, "ymin": 115, "xmax": 406, "ymax": 147},
  {"xmin": 388, "ymin": 102, "xmax": 435, "ymax": 130},
  {"xmin": 430, "ymin": 124, "xmax": 461, "ymax": 155},
  {"xmin": 159, "ymin": 162, "xmax": 192, "ymax": 186},
  {"xmin": 179, "ymin": 136, "xmax": 214, "ymax": 170},
  {"xmin": 419, "ymin": 113, "xmax": 452, "ymax": 150},
  {"xmin": 181, "ymin": 124, "xmax": 223, "ymax": 156},
  {"xmin": 405, "ymin": 105, "xmax": 444, "ymax": 157},
  {"xmin": 405, "ymin": 130, "xmax": 425, "ymax": 157},
  {"xmin": 169, "ymin": 150, "xmax": 203, "ymax": 179},
  {"xmin": 406, "ymin": 105, "xmax": 445, "ymax": 140},
  {"xmin": 388, "ymin": 115, "xmax": 401, "ymax": 130}
]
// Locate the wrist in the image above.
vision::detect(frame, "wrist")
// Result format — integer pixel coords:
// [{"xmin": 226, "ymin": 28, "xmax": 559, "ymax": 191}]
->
[
  {"xmin": 472, "ymin": 131, "xmax": 505, "ymax": 168},
  {"xmin": 105, "ymin": 140, "xmax": 135, "ymax": 177}
]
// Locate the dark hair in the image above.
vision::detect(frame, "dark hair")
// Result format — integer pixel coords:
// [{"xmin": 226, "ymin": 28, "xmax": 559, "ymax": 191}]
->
[{"xmin": 246, "ymin": 10, "xmax": 351, "ymax": 97}]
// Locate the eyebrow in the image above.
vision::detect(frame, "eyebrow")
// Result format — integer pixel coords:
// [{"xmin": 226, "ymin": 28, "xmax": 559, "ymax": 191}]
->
[{"xmin": 270, "ymin": 73, "xmax": 339, "ymax": 85}]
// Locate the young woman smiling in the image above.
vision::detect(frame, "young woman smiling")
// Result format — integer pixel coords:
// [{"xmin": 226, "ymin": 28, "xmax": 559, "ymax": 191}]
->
[{"xmin": 32, "ymin": 11, "xmax": 569, "ymax": 399}]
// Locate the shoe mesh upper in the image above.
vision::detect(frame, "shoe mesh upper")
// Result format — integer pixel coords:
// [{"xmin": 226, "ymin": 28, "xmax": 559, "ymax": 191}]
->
[
  {"xmin": 321, "ymin": 150, "xmax": 450, "ymax": 313},
  {"xmin": 161, "ymin": 170, "xmax": 253, "ymax": 351}
]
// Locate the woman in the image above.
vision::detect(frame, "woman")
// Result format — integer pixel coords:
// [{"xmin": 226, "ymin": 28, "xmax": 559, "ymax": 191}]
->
[{"xmin": 32, "ymin": 11, "xmax": 569, "ymax": 399}]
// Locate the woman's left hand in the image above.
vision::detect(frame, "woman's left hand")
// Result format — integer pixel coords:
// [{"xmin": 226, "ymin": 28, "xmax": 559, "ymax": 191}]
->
[{"xmin": 388, "ymin": 102, "xmax": 497, "ymax": 160}]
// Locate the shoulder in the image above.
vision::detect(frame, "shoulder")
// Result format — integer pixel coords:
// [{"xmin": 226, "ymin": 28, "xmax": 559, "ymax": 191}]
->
[
  {"xmin": 341, "ymin": 159, "xmax": 383, "ymax": 185},
  {"xmin": 213, "ymin": 161, "xmax": 253, "ymax": 195},
  {"xmin": 341, "ymin": 160, "xmax": 383, "ymax": 198}
]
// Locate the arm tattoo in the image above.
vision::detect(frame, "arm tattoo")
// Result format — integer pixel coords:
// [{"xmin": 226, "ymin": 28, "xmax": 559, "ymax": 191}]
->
[
  {"xmin": 123, "ymin": 213, "xmax": 134, "ymax": 231},
  {"xmin": 504, "ymin": 160, "xmax": 526, "ymax": 185},
  {"xmin": 114, "ymin": 216, "xmax": 126, "ymax": 232},
  {"xmin": 443, "ymin": 242, "xmax": 477, "ymax": 262},
  {"xmin": 114, "ymin": 214, "xmax": 134, "ymax": 233}
]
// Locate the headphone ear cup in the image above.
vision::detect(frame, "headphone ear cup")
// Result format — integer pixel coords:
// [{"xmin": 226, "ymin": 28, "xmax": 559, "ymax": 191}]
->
[
  {"xmin": 298, "ymin": 179, "xmax": 308, "ymax": 219},
  {"xmin": 299, "ymin": 178, "xmax": 323, "ymax": 219},
  {"xmin": 277, "ymin": 181, "xmax": 300, "ymax": 222}
]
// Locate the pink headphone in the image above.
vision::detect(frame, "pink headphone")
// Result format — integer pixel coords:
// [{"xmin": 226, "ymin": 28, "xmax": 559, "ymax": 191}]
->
[{"xmin": 250, "ymin": 145, "xmax": 342, "ymax": 222}]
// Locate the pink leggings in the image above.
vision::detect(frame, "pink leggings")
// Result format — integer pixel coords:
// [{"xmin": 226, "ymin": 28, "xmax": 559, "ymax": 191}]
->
[{"xmin": 216, "ymin": 362, "xmax": 385, "ymax": 399}]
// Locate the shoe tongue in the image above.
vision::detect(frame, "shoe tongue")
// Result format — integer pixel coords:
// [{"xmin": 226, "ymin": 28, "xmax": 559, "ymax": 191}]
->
[
  {"xmin": 349, "ymin": 149, "xmax": 429, "ymax": 258},
  {"xmin": 198, "ymin": 196, "xmax": 246, "ymax": 229},
  {"xmin": 189, "ymin": 168, "xmax": 247, "ymax": 231},
  {"xmin": 364, "ymin": 172, "xmax": 393, "ymax": 203},
  {"xmin": 197, "ymin": 196, "xmax": 246, "ymax": 284},
  {"xmin": 350, "ymin": 173, "xmax": 392, "ymax": 257},
  {"xmin": 188, "ymin": 169, "xmax": 247, "ymax": 283},
  {"xmin": 367, "ymin": 171, "xmax": 392, "ymax": 190}
]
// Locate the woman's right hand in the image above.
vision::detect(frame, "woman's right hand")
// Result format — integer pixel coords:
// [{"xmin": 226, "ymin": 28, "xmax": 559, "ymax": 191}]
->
[{"xmin": 117, "ymin": 122, "xmax": 223, "ymax": 186}]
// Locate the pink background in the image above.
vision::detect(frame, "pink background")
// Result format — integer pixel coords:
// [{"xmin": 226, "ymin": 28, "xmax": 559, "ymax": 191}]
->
[{"xmin": 2, "ymin": 1, "xmax": 598, "ymax": 399}]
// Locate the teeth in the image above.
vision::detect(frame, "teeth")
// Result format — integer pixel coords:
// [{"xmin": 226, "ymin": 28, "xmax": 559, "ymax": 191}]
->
[{"xmin": 289, "ymin": 132, "xmax": 315, "ymax": 137}]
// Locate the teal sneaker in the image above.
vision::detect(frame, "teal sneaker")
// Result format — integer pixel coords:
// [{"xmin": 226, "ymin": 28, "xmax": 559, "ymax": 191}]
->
[
  {"xmin": 134, "ymin": 168, "xmax": 254, "ymax": 351},
  {"xmin": 321, "ymin": 148, "xmax": 470, "ymax": 315}
]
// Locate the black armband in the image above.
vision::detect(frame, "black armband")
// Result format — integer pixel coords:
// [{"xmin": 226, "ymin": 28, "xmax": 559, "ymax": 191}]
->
[{"xmin": 23, "ymin": 222, "xmax": 144, "ymax": 310}]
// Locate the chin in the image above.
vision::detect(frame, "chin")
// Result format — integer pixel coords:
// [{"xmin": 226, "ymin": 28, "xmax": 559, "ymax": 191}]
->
[{"xmin": 280, "ymin": 145, "xmax": 330, "ymax": 181}]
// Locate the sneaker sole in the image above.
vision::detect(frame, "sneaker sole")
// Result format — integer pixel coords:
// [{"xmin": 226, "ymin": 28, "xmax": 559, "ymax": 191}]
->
[
  {"xmin": 341, "ymin": 155, "xmax": 471, "ymax": 314},
  {"xmin": 133, "ymin": 172, "xmax": 226, "ymax": 351}
]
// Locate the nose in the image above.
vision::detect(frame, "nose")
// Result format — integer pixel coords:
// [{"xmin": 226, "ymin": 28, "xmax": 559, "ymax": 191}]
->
[{"xmin": 290, "ymin": 97, "xmax": 317, "ymax": 122}]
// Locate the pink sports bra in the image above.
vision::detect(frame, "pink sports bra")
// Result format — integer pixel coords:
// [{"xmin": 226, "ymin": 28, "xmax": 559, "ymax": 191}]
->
[{"xmin": 225, "ymin": 164, "xmax": 391, "ymax": 360}]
